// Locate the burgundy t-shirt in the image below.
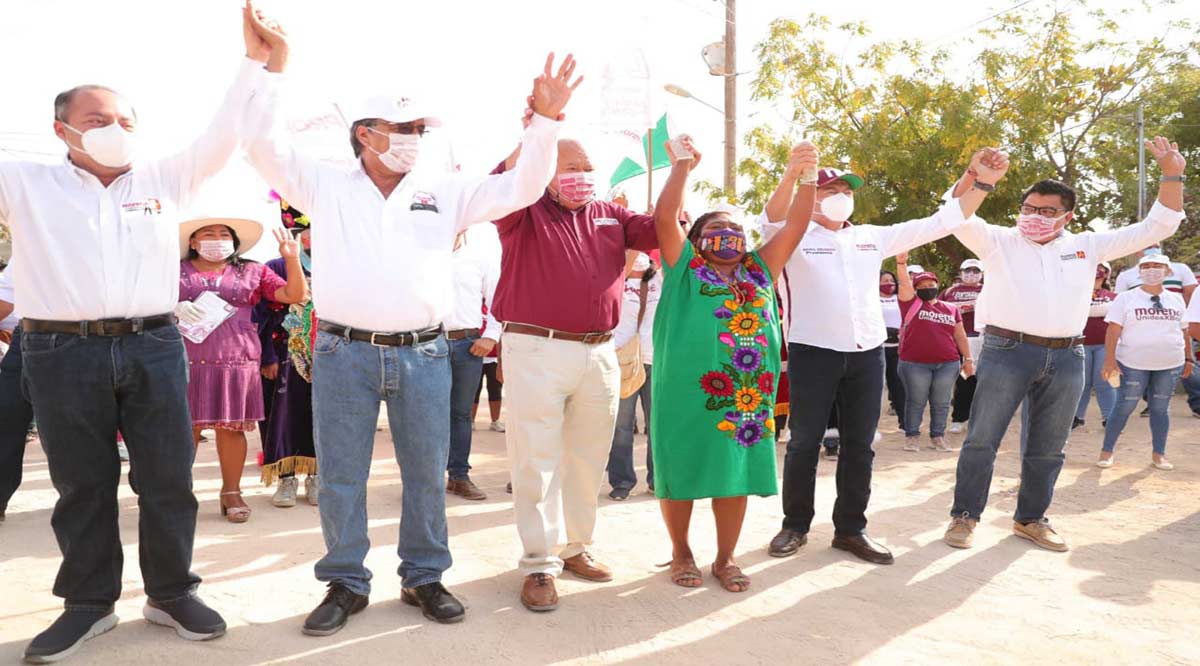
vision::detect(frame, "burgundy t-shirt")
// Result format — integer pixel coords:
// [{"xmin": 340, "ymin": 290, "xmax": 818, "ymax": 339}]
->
[
  {"xmin": 940, "ymin": 283, "xmax": 982, "ymax": 335},
  {"xmin": 898, "ymin": 297, "xmax": 962, "ymax": 364},
  {"xmin": 1082, "ymin": 289, "xmax": 1117, "ymax": 346}
]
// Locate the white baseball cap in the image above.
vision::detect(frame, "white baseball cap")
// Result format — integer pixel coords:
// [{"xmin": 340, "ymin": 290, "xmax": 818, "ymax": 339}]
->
[
  {"xmin": 348, "ymin": 95, "xmax": 442, "ymax": 127},
  {"xmin": 1138, "ymin": 254, "xmax": 1171, "ymax": 267},
  {"xmin": 960, "ymin": 259, "xmax": 983, "ymax": 271},
  {"xmin": 907, "ymin": 264, "xmax": 924, "ymax": 274}
]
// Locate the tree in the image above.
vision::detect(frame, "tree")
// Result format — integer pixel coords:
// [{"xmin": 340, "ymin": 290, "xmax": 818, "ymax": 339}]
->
[{"xmin": 708, "ymin": 2, "xmax": 1197, "ymax": 278}]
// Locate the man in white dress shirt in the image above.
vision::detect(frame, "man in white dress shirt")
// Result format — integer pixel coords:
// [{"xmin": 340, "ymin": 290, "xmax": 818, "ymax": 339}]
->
[
  {"xmin": 445, "ymin": 225, "xmax": 503, "ymax": 501},
  {"xmin": 943, "ymin": 138, "xmax": 1186, "ymax": 552},
  {"xmin": 761, "ymin": 155, "xmax": 1008, "ymax": 565},
  {"xmin": 242, "ymin": 11, "xmax": 577, "ymax": 632},
  {"xmin": 0, "ymin": 7, "xmax": 275, "ymax": 662}
]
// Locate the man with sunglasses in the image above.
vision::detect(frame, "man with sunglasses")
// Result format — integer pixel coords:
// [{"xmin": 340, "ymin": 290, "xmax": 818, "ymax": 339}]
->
[
  {"xmin": 241, "ymin": 9, "xmax": 578, "ymax": 633},
  {"xmin": 943, "ymin": 137, "xmax": 1187, "ymax": 552}
]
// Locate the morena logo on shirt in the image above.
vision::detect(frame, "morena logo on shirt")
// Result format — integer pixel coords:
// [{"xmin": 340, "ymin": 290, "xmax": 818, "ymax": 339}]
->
[
  {"xmin": 410, "ymin": 191, "xmax": 439, "ymax": 213},
  {"xmin": 917, "ymin": 309, "xmax": 957, "ymax": 326},
  {"xmin": 1132, "ymin": 307, "xmax": 1181, "ymax": 321},
  {"xmin": 1059, "ymin": 250, "xmax": 1087, "ymax": 261},
  {"xmin": 855, "ymin": 243, "xmax": 878, "ymax": 252},
  {"xmin": 802, "ymin": 247, "xmax": 835, "ymax": 256},
  {"xmin": 121, "ymin": 198, "xmax": 162, "ymax": 215}
]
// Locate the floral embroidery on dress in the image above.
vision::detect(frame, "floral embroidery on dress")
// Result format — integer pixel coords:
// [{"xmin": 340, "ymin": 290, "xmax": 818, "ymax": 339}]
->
[{"xmin": 695, "ymin": 254, "xmax": 777, "ymax": 448}]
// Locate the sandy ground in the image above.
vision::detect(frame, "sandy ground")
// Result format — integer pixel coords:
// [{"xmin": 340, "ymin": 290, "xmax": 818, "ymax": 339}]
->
[{"xmin": 1, "ymin": 397, "xmax": 1198, "ymax": 666}]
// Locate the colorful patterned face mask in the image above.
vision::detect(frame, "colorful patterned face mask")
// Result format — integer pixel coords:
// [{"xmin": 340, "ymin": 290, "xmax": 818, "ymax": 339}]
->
[{"xmin": 700, "ymin": 228, "xmax": 746, "ymax": 260}]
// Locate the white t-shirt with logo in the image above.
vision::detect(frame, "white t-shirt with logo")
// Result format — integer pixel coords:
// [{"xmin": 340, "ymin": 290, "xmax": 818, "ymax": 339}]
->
[
  {"xmin": 613, "ymin": 272, "xmax": 663, "ymax": 364},
  {"xmin": 1105, "ymin": 288, "xmax": 1186, "ymax": 370}
]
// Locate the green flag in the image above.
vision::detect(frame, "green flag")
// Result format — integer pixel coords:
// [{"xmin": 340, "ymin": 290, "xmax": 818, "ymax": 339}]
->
[{"xmin": 609, "ymin": 114, "xmax": 671, "ymax": 188}]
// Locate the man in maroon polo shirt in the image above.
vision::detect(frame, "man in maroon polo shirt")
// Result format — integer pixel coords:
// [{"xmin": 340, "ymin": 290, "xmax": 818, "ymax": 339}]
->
[{"xmin": 490, "ymin": 138, "xmax": 660, "ymax": 612}]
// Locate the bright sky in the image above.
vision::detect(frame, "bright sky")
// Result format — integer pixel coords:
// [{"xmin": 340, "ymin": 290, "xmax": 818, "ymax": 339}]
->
[{"xmin": 0, "ymin": 0, "xmax": 1191, "ymax": 257}]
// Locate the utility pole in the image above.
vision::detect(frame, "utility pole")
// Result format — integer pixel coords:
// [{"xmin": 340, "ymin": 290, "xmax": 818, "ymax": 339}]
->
[
  {"xmin": 1136, "ymin": 103, "xmax": 1146, "ymax": 220},
  {"xmin": 723, "ymin": 0, "xmax": 736, "ymax": 196}
]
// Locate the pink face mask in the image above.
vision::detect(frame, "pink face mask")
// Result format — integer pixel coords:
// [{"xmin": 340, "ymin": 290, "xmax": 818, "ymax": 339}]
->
[
  {"xmin": 556, "ymin": 171, "xmax": 595, "ymax": 204},
  {"xmin": 1016, "ymin": 213, "xmax": 1065, "ymax": 242}
]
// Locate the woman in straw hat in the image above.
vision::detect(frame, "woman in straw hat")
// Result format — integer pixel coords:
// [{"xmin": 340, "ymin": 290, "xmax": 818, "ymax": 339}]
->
[{"xmin": 177, "ymin": 216, "xmax": 308, "ymax": 522}]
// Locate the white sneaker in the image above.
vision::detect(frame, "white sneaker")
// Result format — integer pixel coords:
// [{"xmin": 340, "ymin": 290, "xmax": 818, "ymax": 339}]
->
[
  {"xmin": 930, "ymin": 436, "xmax": 952, "ymax": 452},
  {"xmin": 1095, "ymin": 457, "xmax": 1114, "ymax": 468},
  {"xmin": 903, "ymin": 437, "xmax": 921, "ymax": 452},
  {"xmin": 304, "ymin": 475, "xmax": 319, "ymax": 505},
  {"xmin": 117, "ymin": 441, "xmax": 129, "ymax": 462},
  {"xmin": 948, "ymin": 421, "xmax": 965, "ymax": 434},
  {"xmin": 489, "ymin": 421, "xmax": 506, "ymax": 433},
  {"xmin": 1152, "ymin": 458, "xmax": 1174, "ymax": 470},
  {"xmin": 272, "ymin": 477, "xmax": 298, "ymax": 508}
]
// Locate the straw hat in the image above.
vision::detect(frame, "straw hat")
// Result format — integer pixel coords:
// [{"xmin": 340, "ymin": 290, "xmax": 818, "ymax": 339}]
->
[{"xmin": 179, "ymin": 217, "xmax": 264, "ymax": 258}]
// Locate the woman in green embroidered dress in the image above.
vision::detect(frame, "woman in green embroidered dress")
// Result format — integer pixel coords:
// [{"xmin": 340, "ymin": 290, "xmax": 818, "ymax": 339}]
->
[{"xmin": 651, "ymin": 136, "xmax": 818, "ymax": 592}]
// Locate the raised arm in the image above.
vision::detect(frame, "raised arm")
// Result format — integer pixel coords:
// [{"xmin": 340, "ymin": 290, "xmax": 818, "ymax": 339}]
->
[
  {"xmin": 270, "ymin": 229, "xmax": 309, "ymax": 305},
  {"xmin": 895, "ymin": 252, "xmax": 915, "ymax": 302},
  {"xmin": 759, "ymin": 142, "xmax": 819, "ymax": 279},
  {"xmin": 1092, "ymin": 137, "xmax": 1187, "ymax": 262},
  {"xmin": 763, "ymin": 153, "xmax": 807, "ymax": 224},
  {"xmin": 653, "ymin": 137, "xmax": 699, "ymax": 268}
]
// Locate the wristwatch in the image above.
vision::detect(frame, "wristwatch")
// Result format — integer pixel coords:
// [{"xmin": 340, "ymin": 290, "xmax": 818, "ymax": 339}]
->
[
  {"xmin": 972, "ymin": 181, "xmax": 996, "ymax": 192},
  {"xmin": 1162, "ymin": 175, "xmax": 1185, "ymax": 183}
]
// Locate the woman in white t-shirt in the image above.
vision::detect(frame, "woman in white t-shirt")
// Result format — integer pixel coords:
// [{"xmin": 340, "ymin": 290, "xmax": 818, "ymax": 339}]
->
[
  {"xmin": 606, "ymin": 252, "xmax": 663, "ymax": 499},
  {"xmin": 879, "ymin": 269, "xmax": 905, "ymax": 429},
  {"xmin": 1099, "ymin": 255, "xmax": 1192, "ymax": 470}
]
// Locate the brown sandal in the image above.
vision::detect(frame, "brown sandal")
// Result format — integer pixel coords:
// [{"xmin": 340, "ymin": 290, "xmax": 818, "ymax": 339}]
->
[
  {"xmin": 658, "ymin": 559, "xmax": 703, "ymax": 588},
  {"xmin": 711, "ymin": 563, "xmax": 750, "ymax": 593},
  {"xmin": 220, "ymin": 491, "xmax": 251, "ymax": 524}
]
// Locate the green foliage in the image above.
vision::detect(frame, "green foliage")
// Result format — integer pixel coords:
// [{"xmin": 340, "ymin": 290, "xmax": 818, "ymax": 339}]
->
[{"xmin": 708, "ymin": 2, "xmax": 1198, "ymax": 278}]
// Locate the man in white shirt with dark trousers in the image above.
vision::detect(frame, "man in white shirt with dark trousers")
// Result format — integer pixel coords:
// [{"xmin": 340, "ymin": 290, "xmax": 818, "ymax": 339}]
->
[
  {"xmin": 943, "ymin": 137, "xmax": 1186, "ymax": 552},
  {"xmin": 760, "ymin": 153, "xmax": 1008, "ymax": 565},
  {"xmin": 0, "ymin": 7, "xmax": 274, "ymax": 662},
  {"xmin": 242, "ymin": 10, "xmax": 576, "ymax": 633}
]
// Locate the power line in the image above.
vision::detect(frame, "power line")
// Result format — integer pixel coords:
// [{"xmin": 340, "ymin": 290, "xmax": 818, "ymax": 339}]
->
[{"xmin": 929, "ymin": 0, "xmax": 1042, "ymax": 44}]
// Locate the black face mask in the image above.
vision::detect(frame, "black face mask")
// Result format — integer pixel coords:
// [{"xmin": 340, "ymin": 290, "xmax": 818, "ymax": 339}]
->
[{"xmin": 916, "ymin": 287, "xmax": 939, "ymax": 302}]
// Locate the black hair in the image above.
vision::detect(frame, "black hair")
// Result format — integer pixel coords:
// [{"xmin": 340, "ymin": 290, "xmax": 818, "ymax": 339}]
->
[
  {"xmin": 349, "ymin": 119, "xmax": 376, "ymax": 158},
  {"xmin": 687, "ymin": 210, "xmax": 735, "ymax": 247},
  {"xmin": 53, "ymin": 84, "xmax": 134, "ymax": 122},
  {"xmin": 186, "ymin": 226, "xmax": 258, "ymax": 271},
  {"xmin": 641, "ymin": 257, "xmax": 658, "ymax": 283},
  {"xmin": 1021, "ymin": 179, "xmax": 1076, "ymax": 212},
  {"xmin": 879, "ymin": 269, "xmax": 898, "ymax": 284}
]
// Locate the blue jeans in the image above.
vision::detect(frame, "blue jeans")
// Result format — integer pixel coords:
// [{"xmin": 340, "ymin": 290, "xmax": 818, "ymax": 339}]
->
[
  {"xmin": 1102, "ymin": 362, "xmax": 1182, "ymax": 455},
  {"xmin": 1076, "ymin": 344, "xmax": 1116, "ymax": 422},
  {"xmin": 607, "ymin": 364, "xmax": 653, "ymax": 490},
  {"xmin": 448, "ymin": 335, "xmax": 484, "ymax": 480},
  {"xmin": 311, "ymin": 329, "xmax": 453, "ymax": 594},
  {"xmin": 21, "ymin": 323, "xmax": 201, "ymax": 608},
  {"xmin": 898, "ymin": 359, "xmax": 959, "ymax": 438},
  {"xmin": 0, "ymin": 328, "xmax": 35, "ymax": 511},
  {"xmin": 951, "ymin": 334, "xmax": 1084, "ymax": 523},
  {"xmin": 782, "ymin": 344, "xmax": 883, "ymax": 535}
]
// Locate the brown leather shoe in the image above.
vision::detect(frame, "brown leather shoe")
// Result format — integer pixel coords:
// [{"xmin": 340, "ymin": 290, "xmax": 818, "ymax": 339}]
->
[
  {"xmin": 831, "ymin": 534, "xmax": 895, "ymax": 565},
  {"xmin": 768, "ymin": 528, "xmax": 807, "ymax": 557},
  {"xmin": 562, "ymin": 552, "xmax": 613, "ymax": 582},
  {"xmin": 521, "ymin": 574, "xmax": 558, "ymax": 612},
  {"xmin": 446, "ymin": 477, "xmax": 487, "ymax": 501}
]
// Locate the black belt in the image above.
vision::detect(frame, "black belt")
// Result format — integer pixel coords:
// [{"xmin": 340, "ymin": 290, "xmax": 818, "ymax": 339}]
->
[
  {"xmin": 20, "ymin": 314, "xmax": 176, "ymax": 337},
  {"xmin": 984, "ymin": 326, "xmax": 1083, "ymax": 350},
  {"xmin": 318, "ymin": 321, "xmax": 443, "ymax": 347}
]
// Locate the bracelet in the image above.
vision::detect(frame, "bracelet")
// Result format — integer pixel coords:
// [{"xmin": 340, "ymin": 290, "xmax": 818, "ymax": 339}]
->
[
  {"xmin": 1161, "ymin": 175, "xmax": 1185, "ymax": 183},
  {"xmin": 964, "ymin": 358, "xmax": 975, "ymax": 362},
  {"xmin": 972, "ymin": 181, "xmax": 996, "ymax": 192}
]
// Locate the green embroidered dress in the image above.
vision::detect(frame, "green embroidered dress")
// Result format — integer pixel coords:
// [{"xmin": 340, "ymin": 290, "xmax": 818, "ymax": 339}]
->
[{"xmin": 650, "ymin": 243, "xmax": 780, "ymax": 500}]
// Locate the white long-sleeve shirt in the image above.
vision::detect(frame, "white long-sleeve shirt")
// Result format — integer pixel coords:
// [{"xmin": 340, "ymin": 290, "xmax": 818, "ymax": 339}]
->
[
  {"xmin": 953, "ymin": 200, "xmax": 1184, "ymax": 338},
  {"xmin": 0, "ymin": 58, "xmax": 264, "ymax": 321},
  {"xmin": 245, "ymin": 74, "xmax": 560, "ymax": 332},
  {"xmin": 761, "ymin": 201, "xmax": 968, "ymax": 352},
  {"xmin": 446, "ymin": 224, "xmax": 502, "ymax": 340}
]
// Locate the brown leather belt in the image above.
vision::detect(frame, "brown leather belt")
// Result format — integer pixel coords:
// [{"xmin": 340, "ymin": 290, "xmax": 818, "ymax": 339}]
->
[
  {"xmin": 21, "ymin": 314, "xmax": 176, "ymax": 337},
  {"xmin": 503, "ymin": 322, "xmax": 613, "ymax": 345},
  {"xmin": 445, "ymin": 328, "xmax": 479, "ymax": 341},
  {"xmin": 984, "ymin": 325, "xmax": 1083, "ymax": 349},
  {"xmin": 318, "ymin": 321, "xmax": 443, "ymax": 347}
]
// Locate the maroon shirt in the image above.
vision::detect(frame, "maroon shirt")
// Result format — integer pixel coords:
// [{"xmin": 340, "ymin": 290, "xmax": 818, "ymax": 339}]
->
[
  {"xmin": 1082, "ymin": 288, "xmax": 1117, "ymax": 346},
  {"xmin": 490, "ymin": 164, "xmax": 659, "ymax": 333},
  {"xmin": 940, "ymin": 283, "xmax": 982, "ymax": 336},
  {"xmin": 898, "ymin": 297, "xmax": 963, "ymax": 364}
]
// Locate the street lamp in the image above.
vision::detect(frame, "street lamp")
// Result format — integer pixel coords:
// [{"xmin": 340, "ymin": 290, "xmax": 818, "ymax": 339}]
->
[{"xmin": 663, "ymin": 84, "xmax": 725, "ymax": 116}]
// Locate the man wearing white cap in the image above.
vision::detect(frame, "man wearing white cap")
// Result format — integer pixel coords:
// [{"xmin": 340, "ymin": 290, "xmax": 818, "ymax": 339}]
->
[
  {"xmin": 242, "ymin": 12, "xmax": 579, "ymax": 632},
  {"xmin": 760, "ymin": 157, "xmax": 1007, "ymax": 565},
  {"xmin": 0, "ymin": 6, "xmax": 277, "ymax": 661},
  {"xmin": 942, "ymin": 258, "xmax": 985, "ymax": 433},
  {"xmin": 943, "ymin": 138, "xmax": 1186, "ymax": 552}
]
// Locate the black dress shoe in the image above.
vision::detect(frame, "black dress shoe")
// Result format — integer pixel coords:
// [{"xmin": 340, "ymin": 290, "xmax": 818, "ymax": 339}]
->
[
  {"xmin": 24, "ymin": 607, "xmax": 118, "ymax": 663},
  {"xmin": 401, "ymin": 582, "xmax": 465, "ymax": 624},
  {"xmin": 768, "ymin": 528, "xmax": 807, "ymax": 557},
  {"xmin": 1071, "ymin": 417, "xmax": 1085, "ymax": 430},
  {"xmin": 302, "ymin": 584, "xmax": 368, "ymax": 636},
  {"xmin": 832, "ymin": 534, "xmax": 895, "ymax": 565},
  {"xmin": 609, "ymin": 487, "xmax": 631, "ymax": 501}
]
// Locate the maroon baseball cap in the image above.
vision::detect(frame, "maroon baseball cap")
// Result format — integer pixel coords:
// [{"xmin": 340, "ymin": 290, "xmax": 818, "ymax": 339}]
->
[
  {"xmin": 816, "ymin": 167, "xmax": 864, "ymax": 190},
  {"xmin": 911, "ymin": 271, "xmax": 939, "ymax": 285}
]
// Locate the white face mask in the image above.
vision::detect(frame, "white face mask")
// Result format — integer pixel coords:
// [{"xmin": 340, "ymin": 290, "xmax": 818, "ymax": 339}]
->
[
  {"xmin": 819, "ymin": 192, "xmax": 854, "ymax": 223},
  {"xmin": 366, "ymin": 127, "xmax": 420, "ymax": 174},
  {"xmin": 64, "ymin": 122, "xmax": 136, "ymax": 168},
  {"xmin": 1140, "ymin": 267, "xmax": 1167, "ymax": 286},
  {"xmin": 961, "ymin": 271, "xmax": 982, "ymax": 285},
  {"xmin": 197, "ymin": 239, "xmax": 235, "ymax": 262}
]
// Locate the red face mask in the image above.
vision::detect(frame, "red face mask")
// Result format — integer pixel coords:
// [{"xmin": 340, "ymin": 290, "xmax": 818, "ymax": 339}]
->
[
  {"xmin": 880, "ymin": 283, "xmax": 896, "ymax": 296},
  {"xmin": 555, "ymin": 171, "xmax": 595, "ymax": 204}
]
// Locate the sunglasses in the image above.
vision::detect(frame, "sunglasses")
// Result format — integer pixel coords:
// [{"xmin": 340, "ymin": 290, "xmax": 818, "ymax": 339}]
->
[{"xmin": 1150, "ymin": 295, "xmax": 1165, "ymax": 311}]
